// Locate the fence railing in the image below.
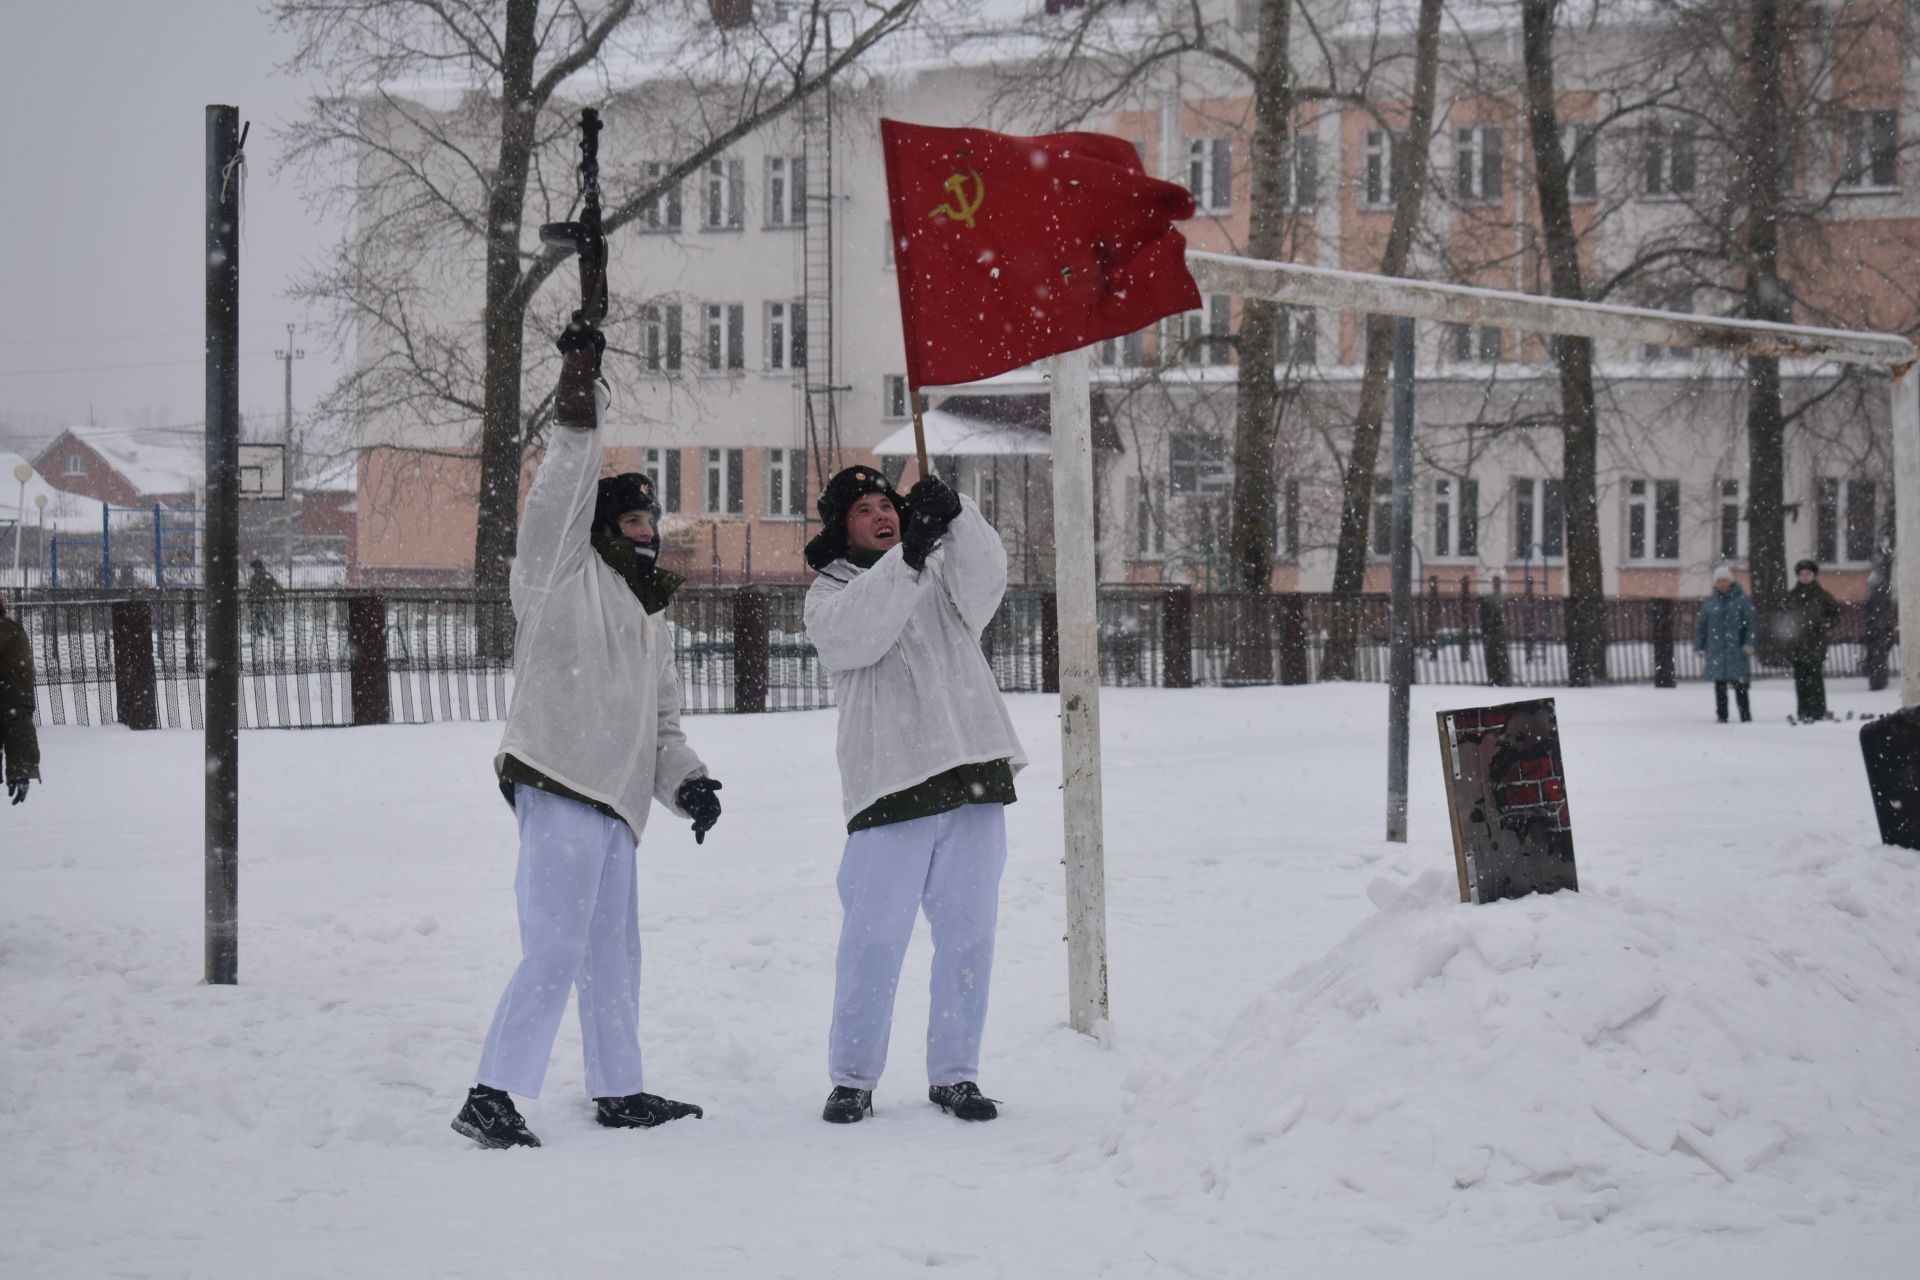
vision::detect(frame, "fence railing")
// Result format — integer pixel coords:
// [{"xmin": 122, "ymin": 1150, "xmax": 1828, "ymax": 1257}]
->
[{"xmin": 3, "ymin": 584, "xmax": 1896, "ymax": 730}]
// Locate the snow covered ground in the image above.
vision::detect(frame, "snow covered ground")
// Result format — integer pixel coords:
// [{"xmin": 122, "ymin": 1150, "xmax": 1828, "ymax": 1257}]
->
[{"xmin": 3, "ymin": 678, "xmax": 1916, "ymax": 1279}]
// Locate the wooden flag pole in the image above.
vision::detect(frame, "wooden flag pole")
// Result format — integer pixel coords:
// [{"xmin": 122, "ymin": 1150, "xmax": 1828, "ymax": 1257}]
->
[{"xmin": 910, "ymin": 390, "xmax": 930, "ymax": 478}]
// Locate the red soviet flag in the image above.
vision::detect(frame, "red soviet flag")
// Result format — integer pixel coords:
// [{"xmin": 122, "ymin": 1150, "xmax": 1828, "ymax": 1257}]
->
[{"xmin": 881, "ymin": 119, "xmax": 1202, "ymax": 390}]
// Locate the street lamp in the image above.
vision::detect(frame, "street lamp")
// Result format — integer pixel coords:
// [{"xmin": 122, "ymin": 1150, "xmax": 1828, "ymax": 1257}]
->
[{"xmin": 11, "ymin": 462, "xmax": 31, "ymax": 579}]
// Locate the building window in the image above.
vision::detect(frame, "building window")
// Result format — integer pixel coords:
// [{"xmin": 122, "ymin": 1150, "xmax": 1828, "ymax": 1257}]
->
[
  {"xmin": 1276, "ymin": 476, "xmax": 1300, "ymax": 562},
  {"xmin": 1371, "ymin": 476, "xmax": 1395, "ymax": 558},
  {"xmin": 1448, "ymin": 322, "xmax": 1502, "ymax": 363},
  {"xmin": 1626, "ymin": 479, "xmax": 1680, "ymax": 561},
  {"xmin": 643, "ymin": 447, "xmax": 681, "ymax": 514},
  {"xmin": 63, "ymin": 453, "xmax": 87, "ymax": 476},
  {"xmin": 1169, "ymin": 434, "xmax": 1228, "ymax": 496},
  {"xmin": 1456, "ymin": 125, "xmax": 1503, "ymax": 203},
  {"xmin": 1097, "ymin": 328, "xmax": 1147, "ymax": 367},
  {"xmin": 1842, "ymin": 110, "xmax": 1898, "ymax": 189},
  {"xmin": 1719, "ymin": 478, "xmax": 1743, "ymax": 561},
  {"xmin": 705, "ymin": 447, "xmax": 744, "ymax": 515},
  {"xmin": 1285, "ymin": 136, "xmax": 1319, "ymax": 208},
  {"xmin": 1561, "ymin": 123, "xmax": 1597, "ymax": 200},
  {"xmin": 1364, "ymin": 130, "xmax": 1403, "ymax": 207},
  {"xmin": 1644, "ymin": 288, "xmax": 1696, "ymax": 362},
  {"xmin": 641, "ymin": 162, "xmax": 682, "ymax": 231},
  {"xmin": 1434, "ymin": 477, "xmax": 1479, "ymax": 559},
  {"xmin": 765, "ymin": 447, "xmax": 807, "ymax": 518},
  {"xmin": 1188, "ymin": 137, "xmax": 1233, "ymax": 213},
  {"xmin": 766, "ymin": 301, "xmax": 806, "ymax": 370},
  {"xmin": 1816, "ymin": 477, "xmax": 1877, "ymax": 564},
  {"xmin": 1511, "ymin": 477, "xmax": 1565, "ymax": 561},
  {"xmin": 1276, "ymin": 307, "xmax": 1317, "ymax": 366},
  {"xmin": 883, "ymin": 374, "xmax": 909, "ymax": 418},
  {"xmin": 703, "ymin": 157, "xmax": 744, "ymax": 229},
  {"xmin": 1133, "ymin": 477, "xmax": 1165, "ymax": 557},
  {"xmin": 642, "ymin": 303, "xmax": 682, "ymax": 373},
  {"xmin": 704, "ymin": 303, "xmax": 744, "ymax": 371},
  {"xmin": 1178, "ymin": 295, "xmax": 1234, "ymax": 366},
  {"xmin": 1644, "ymin": 120, "xmax": 1696, "ymax": 196},
  {"xmin": 766, "ymin": 155, "xmax": 807, "ymax": 226},
  {"xmin": 976, "ymin": 471, "xmax": 998, "ymax": 525}
]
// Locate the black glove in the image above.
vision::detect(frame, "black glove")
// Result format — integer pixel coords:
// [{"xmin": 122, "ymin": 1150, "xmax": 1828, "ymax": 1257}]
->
[
  {"xmin": 675, "ymin": 776, "xmax": 722, "ymax": 844},
  {"xmin": 7, "ymin": 778, "xmax": 27, "ymax": 806},
  {"xmin": 901, "ymin": 475, "xmax": 961, "ymax": 572},
  {"xmin": 905, "ymin": 476, "xmax": 963, "ymax": 531},
  {"xmin": 901, "ymin": 517, "xmax": 943, "ymax": 572},
  {"xmin": 554, "ymin": 317, "xmax": 605, "ymax": 429}
]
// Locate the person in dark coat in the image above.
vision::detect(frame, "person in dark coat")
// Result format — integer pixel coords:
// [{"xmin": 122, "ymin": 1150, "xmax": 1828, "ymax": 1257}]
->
[
  {"xmin": 246, "ymin": 559, "xmax": 283, "ymax": 643},
  {"xmin": 0, "ymin": 596, "xmax": 40, "ymax": 805},
  {"xmin": 1785, "ymin": 558, "xmax": 1842, "ymax": 722},
  {"xmin": 1694, "ymin": 564, "xmax": 1757, "ymax": 723}
]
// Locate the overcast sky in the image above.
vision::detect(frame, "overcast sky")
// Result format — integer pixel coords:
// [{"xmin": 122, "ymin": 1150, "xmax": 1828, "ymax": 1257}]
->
[{"xmin": 0, "ymin": 2, "xmax": 344, "ymax": 454}]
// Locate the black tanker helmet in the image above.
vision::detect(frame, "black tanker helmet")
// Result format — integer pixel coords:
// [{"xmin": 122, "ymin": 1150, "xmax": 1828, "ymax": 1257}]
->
[
  {"xmin": 593, "ymin": 472, "xmax": 661, "ymax": 540},
  {"xmin": 804, "ymin": 464, "xmax": 908, "ymax": 570}
]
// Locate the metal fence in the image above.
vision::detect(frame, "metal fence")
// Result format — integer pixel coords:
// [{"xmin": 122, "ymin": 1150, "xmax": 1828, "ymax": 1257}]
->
[{"xmin": 4, "ymin": 584, "xmax": 1896, "ymax": 730}]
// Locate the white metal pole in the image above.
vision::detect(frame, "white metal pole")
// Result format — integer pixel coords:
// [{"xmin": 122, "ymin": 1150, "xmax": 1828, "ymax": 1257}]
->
[
  {"xmin": 1050, "ymin": 346, "xmax": 1110, "ymax": 1035},
  {"xmin": 1893, "ymin": 363, "xmax": 1920, "ymax": 708}
]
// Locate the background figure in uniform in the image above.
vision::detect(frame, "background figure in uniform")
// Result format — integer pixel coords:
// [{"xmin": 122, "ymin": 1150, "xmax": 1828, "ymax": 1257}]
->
[
  {"xmin": 0, "ymin": 597, "xmax": 39, "ymax": 805},
  {"xmin": 1694, "ymin": 564, "xmax": 1757, "ymax": 723},
  {"xmin": 802, "ymin": 465, "xmax": 1026, "ymax": 1125},
  {"xmin": 246, "ymin": 559, "xmax": 283, "ymax": 644},
  {"xmin": 452, "ymin": 325, "xmax": 723, "ymax": 1150},
  {"xmin": 1785, "ymin": 559, "xmax": 1842, "ymax": 723}
]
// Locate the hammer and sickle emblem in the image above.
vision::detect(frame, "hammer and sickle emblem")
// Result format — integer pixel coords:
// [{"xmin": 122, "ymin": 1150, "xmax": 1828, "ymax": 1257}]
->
[{"xmin": 928, "ymin": 169, "xmax": 985, "ymax": 228}]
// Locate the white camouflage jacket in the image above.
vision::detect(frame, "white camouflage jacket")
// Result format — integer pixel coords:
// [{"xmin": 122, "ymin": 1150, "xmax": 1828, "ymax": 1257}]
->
[
  {"xmin": 493, "ymin": 390, "xmax": 705, "ymax": 838},
  {"xmin": 804, "ymin": 497, "xmax": 1026, "ymax": 822}
]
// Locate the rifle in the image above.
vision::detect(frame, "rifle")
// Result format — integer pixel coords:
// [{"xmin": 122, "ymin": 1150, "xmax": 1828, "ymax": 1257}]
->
[{"xmin": 541, "ymin": 108, "xmax": 608, "ymax": 365}]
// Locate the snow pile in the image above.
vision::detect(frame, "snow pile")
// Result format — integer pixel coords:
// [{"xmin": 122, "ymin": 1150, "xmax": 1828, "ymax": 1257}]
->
[{"xmin": 1107, "ymin": 855, "xmax": 1920, "ymax": 1242}]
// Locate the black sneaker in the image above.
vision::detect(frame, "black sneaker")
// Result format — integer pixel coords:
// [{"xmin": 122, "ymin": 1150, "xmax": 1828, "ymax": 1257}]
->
[
  {"xmin": 822, "ymin": 1086, "xmax": 873, "ymax": 1124},
  {"xmin": 928, "ymin": 1081, "xmax": 998, "ymax": 1122},
  {"xmin": 594, "ymin": 1092, "xmax": 704, "ymax": 1128},
  {"xmin": 452, "ymin": 1085, "xmax": 541, "ymax": 1149}
]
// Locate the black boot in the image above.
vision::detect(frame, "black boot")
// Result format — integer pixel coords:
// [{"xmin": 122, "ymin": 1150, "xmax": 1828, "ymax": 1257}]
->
[
  {"xmin": 928, "ymin": 1081, "xmax": 998, "ymax": 1122},
  {"xmin": 452, "ymin": 1085, "xmax": 541, "ymax": 1149},
  {"xmin": 594, "ymin": 1092, "xmax": 704, "ymax": 1128},
  {"xmin": 822, "ymin": 1086, "xmax": 873, "ymax": 1124}
]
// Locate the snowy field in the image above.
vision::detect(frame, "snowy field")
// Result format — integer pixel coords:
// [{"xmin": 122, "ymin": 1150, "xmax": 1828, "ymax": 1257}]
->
[{"xmin": 3, "ymin": 678, "xmax": 1917, "ymax": 1279}]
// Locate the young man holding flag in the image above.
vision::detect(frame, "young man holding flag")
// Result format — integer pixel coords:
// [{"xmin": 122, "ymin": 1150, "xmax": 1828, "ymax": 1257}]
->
[{"xmin": 803, "ymin": 464, "xmax": 1025, "ymax": 1124}]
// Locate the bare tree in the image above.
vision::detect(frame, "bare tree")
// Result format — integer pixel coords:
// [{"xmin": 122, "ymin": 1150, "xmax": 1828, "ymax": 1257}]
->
[
  {"xmin": 1519, "ymin": 0, "xmax": 1607, "ymax": 683},
  {"xmin": 1318, "ymin": 0, "xmax": 1444, "ymax": 680},
  {"xmin": 275, "ymin": 0, "xmax": 923, "ymax": 591}
]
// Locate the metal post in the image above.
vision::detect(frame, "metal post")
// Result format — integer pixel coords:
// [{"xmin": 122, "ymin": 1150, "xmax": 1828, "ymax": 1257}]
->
[
  {"xmin": 1386, "ymin": 317, "xmax": 1415, "ymax": 843},
  {"xmin": 277, "ymin": 324, "xmax": 304, "ymax": 581},
  {"xmin": 1050, "ymin": 348, "xmax": 1109, "ymax": 1034},
  {"xmin": 101, "ymin": 502, "xmax": 111, "ymax": 587},
  {"xmin": 205, "ymin": 105, "xmax": 243, "ymax": 986},
  {"xmin": 1894, "ymin": 364, "xmax": 1920, "ymax": 708},
  {"xmin": 153, "ymin": 503, "xmax": 164, "ymax": 588}
]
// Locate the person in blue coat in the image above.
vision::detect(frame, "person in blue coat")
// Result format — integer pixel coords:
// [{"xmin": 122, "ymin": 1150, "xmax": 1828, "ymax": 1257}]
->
[{"xmin": 1694, "ymin": 564, "xmax": 1758, "ymax": 723}]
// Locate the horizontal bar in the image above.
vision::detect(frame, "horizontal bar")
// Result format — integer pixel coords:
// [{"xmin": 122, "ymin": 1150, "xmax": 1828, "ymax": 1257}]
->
[{"xmin": 1186, "ymin": 251, "xmax": 1916, "ymax": 369}]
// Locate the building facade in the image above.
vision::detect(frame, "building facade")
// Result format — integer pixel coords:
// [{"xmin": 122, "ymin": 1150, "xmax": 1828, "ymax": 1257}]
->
[{"xmin": 348, "ymin": 1, "xmax": 1918, "ymax": 602}]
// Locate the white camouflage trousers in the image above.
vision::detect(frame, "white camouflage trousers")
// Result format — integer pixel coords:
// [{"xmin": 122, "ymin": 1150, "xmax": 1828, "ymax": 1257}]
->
[
  {"xmin": 829, "ymin": 803, "xmax": 1008, "ymax": 1091},
  {"xmin": 476, "ymin": 785, "xmax": 646, "ymax": 1100}
]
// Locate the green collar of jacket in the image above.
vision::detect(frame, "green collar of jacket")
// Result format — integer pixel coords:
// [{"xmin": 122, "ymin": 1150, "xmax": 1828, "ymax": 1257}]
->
[{"xmin": 590, "ymin": 529, "xmax": 683, "ymax": 615}]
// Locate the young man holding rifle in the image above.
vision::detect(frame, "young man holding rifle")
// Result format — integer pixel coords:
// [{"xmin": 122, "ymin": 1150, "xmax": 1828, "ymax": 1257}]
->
[
  {"xmin": 803, "ymin": 464, "xmax": 1025, "ymax": 1124},
  {"xmin": 451, "ymin": 321, "xmax": 723, "ymax": 1149}
]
